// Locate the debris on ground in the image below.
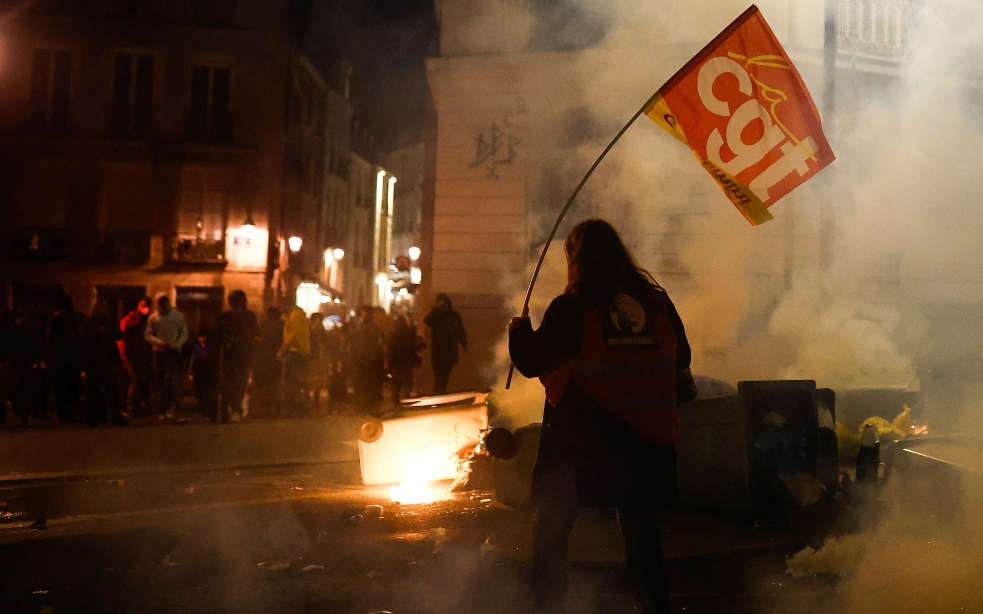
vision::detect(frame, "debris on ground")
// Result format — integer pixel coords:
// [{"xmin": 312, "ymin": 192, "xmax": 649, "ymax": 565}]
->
[
  {"xmin": 348, "ymin": 514, "xmax": 364, "ymax": 524},
  {"xmin": 33, "ymin": 590, "xmax": 49, "ymax": 595},
  {"xmin": 364, "ymin": 504, "xmax": 384, "ymax": 517},
  {"xmin": 302, "ymin": 565, "xmax": 325, "ymax": 572},
  {"xmin": 29, "ymin": 517, "xmax": 47, "ymax": 530},
  {"xmin": 184, "ymin": 486, "xmax": 195, "ymax": 494},
  {"xmin": 257, "ymin": 561, "xmax": 291, "ymax": 571},
  {"xmin": 424, "ymin": 528, "xmax": 448, "ymax": 553},
  {"xmin": 786, "ymin": 534, "xmax": 867, "ymax": 579},
  {"xmin": 365, "ymin": 571, "xmax": 383, "ymax": 579},
  {"xmin": 162, "ymin": 555, "xmax": 180, "ymax": 567}
]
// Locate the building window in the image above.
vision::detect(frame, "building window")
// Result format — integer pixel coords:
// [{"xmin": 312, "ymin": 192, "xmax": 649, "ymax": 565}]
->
[
  {"xmin": 190, "ymin": 66, "xmax": 232, "ymax": 142},
  {"xmin": 29, "ymin": 49, "xmax": 72, "ymax": 133},
  {"xmin": 837, "ymin": 0, "xmax": 912, "ymax": 58},
  {"xmin": 111, "ymin": 52, "xmax": 154, "ymax": 136}
]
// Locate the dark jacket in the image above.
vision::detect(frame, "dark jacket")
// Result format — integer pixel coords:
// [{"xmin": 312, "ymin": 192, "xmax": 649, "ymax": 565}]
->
[
  {"xmin": 216, "ymin": 308, "xmax": 259, "ymax": 369},
  {"xmin": 387, "ymin": 316, "xmax": 421, "ymax": 372},
  {"xmin": 48, "ymin": 309, "xmax": 85, "ymax": 365},
  {"xmin": 509, "ymin": 289, "xmax": 695, "ymax": 507},
  {"xmin": 424, "ymin": 300, "xmax": 467, "ymax": 368},
  {"xmin": 79, "ymin": 314, "xmax": 123, "ymax": 369}
]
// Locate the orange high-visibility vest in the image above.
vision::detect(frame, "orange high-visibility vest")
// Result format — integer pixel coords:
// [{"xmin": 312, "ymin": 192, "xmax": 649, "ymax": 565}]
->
[{"xmin": 541, "ymin": 288, "xmax": 681, "ymax": 447}]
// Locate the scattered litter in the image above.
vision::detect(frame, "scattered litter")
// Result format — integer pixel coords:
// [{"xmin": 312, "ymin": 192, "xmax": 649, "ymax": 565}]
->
[
  {"xmin": 176, "ymin": 418, "xmax": 188, "ymax": 425},
  {"xmin": 291, "ymin": 486, "xmax": 304, "ymax": 491},
  {"xmin": 302, "ymin": 565, "xmax": 325, "ymax": 572},
  {"xmin": 365, "ymin": 571, "xmax": 383, "ymax": 579},
  {"xmin": 184, "ymin": 486, "xmax": 195, "ymax": 494},
  {"xmin": 364, "ymin": 505, "xmax": 384, "ymax": 517},
  {"xmin": 234, "ymin": 471, "xmax": 241, "ymax": 476},
  {"xmin": 32, "ymin": 590, "xmax": 49, "ymax": 595},
  {"xmin": 347, "ymin": 514, "xmax": 364, "ymax": 524},
  {"xmin": 480, "ymin": 498, "xmax": 492, "ymax": 503},
  {"xmin": 257, "ymin": 561, "xmax": 291, "ymax": 570},
  {"xmin": 786, "ymin": 534, "xmax": 867, "ymax": 579},
  {"xmin": 424, "ymin": 528, "xmax": 448, "ymax": 553},
  {"xmin": 480, "ymin": 536, "xmax": 495, "ymax": 556},
  {"xmin": 162, "ymin": 555, "xmax": 180, "ymax": 567},
  {"xmin": 29, "ymin": 517, "xmax": 47, "ymax": 530}
]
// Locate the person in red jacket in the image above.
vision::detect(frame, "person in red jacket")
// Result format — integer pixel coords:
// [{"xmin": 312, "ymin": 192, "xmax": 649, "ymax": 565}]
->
[{"xmin": 509, "ymin": 219, "xmax": 696, "ymax": 614}]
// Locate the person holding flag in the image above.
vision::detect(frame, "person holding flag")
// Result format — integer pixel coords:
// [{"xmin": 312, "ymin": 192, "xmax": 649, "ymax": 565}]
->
[{"xmin": 509, "ymin": 219, "xmax": 697, "ymax": 614}]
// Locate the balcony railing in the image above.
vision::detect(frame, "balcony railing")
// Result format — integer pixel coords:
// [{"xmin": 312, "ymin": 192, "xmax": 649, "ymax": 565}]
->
[
  {"xmin": 837, "ymin": 0, "xmax": 915, "ymax": 59},
  {"xmin": 167, "ymin": 234, "xmax": 226, "ymax": 264}
]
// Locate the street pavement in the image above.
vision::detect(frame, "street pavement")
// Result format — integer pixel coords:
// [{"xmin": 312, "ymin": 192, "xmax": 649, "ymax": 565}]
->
[{"xmin": 0, "ymin": 412, "xmax": 837, "ymax": 614}]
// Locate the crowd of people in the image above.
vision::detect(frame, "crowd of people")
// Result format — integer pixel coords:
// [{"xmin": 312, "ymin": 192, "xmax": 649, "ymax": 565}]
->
[{"xmin": 0, "ymin": 289, "xmax": 469, "ymax": 427}]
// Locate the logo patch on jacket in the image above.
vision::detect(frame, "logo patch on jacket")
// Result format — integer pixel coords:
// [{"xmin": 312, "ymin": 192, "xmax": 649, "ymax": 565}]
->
[{"xmin": 605, "ymin": 294, "xmax": 656, "ymax": 348}]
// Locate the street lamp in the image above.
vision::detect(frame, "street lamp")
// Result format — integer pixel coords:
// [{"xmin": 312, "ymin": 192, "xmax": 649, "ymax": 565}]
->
[
  {"xmin": 332, "ymin": 247, "xmax": 345, "ymax": 260},
  {"xmin": 408, "ymin": 246, "xmax": 421, "ymax": 261},
  {"xmin": 375, "ymin": 271, "xmax": 389, "ymax": 285},
  {"xmin": 288, "ymin": 236, "xmax": 303, "ymax": 252}
]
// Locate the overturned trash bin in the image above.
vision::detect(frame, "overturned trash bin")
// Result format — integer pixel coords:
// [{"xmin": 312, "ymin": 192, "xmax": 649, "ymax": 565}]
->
[{"xmin": 358, "ymin": 392, "xmax": 489, "ymax": 502}]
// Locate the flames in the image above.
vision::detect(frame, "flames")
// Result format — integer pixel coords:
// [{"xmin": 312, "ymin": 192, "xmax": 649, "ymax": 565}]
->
[{"xmin": 389, "ymin": 446, "xmax": 455, "ymax": 504}]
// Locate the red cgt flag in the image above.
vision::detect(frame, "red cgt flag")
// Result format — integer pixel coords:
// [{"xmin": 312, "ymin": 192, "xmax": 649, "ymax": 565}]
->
[{"xmin": 645, "ymin": 5, "xmax": 835, "ymax": 225}]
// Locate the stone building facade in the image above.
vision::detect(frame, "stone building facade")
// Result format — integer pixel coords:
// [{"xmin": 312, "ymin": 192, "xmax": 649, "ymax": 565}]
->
[{"xmin": 0, "ymin": 0, "xmax": 294, "ymax": 328}]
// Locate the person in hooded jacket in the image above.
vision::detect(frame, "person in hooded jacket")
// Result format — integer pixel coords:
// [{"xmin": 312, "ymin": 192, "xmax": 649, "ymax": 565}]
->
[
  {"xmin": 508, "ymin": 219, "xmax": 696, "ymax": 614},
  {"xmin": 423, "ymin": 293, "xmax": 467, "ymax": 394}
]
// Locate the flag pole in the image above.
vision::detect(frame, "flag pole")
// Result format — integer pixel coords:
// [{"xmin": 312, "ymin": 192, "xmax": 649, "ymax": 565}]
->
[{"xmin": 505, "ymin": 100, "xmax": 651, "ymax": 389}]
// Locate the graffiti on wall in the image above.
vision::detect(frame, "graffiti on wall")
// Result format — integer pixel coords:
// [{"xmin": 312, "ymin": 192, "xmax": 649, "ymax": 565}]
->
[{"xmin": 469, "ymin": 98, "xmax": 527, "ymax": 179}]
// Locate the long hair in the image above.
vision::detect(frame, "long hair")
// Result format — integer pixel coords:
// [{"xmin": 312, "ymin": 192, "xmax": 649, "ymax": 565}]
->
[{"xmin": 563, "ymin": 219, "xmax": 659, "ymax": 303}]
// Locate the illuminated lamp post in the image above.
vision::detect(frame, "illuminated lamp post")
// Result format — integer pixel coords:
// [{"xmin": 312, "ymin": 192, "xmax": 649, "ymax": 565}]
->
[
  {"xmin": 408, "ymin": 246, "xmax": 421, "ymax": 261},
  {"xmin": 288, "ymin": 236, "xmax": 303, "ymax": 252}
]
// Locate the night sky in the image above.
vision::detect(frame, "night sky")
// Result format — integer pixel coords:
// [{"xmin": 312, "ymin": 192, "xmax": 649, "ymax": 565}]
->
[{"xmin": 300, "ymin": 0, "xmax": 439, "ymax": 152}]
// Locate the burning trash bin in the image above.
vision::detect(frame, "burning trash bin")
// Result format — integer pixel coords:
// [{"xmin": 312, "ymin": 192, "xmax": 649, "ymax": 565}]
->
[{"xmin": 357, "ymin": 391, "xmax": 489, "ymax": 503}]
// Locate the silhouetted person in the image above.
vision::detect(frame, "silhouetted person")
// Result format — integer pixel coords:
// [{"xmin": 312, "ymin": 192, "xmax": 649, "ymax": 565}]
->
[
  {"xmin": 145, "ymin": 293, "xmax": 188, "ymax": 420},
  {"xmin": 190, "ymin": 328, "xmax": 219, "ymax": 421},
  {"xmin": 509, "ymin": 219, "xmax": 696, "ymax": 614},
  {"xmin": 48, "ymin": 293, "xmax": 85, "ymax": 422},
  {"xmin": 350, "ymin": 305, "xmax": 386, "ymax": 409},
  {"xmin": 21, "ymin": 306, "xmax": 49, "ymax": 420},
  {"xmin": 424, "ymin": 293, "xmax": 467, "ymax": 394},
  {"xmin": 119, "ymin": 296, "xmax": 152, "ymax": 417},
  {"xmin": 79, "ymin": 299, "xmax": 128, "ymax": 426},
  {"xmin": 216, "ymin": 290, "xmax": 259, "ymax": 423},
  {"xmin": 253, "ymin": 306, "xmax": 283, "ymax": 416},
  {"xmin": 325, "ymin": 323, "xmax": 348, "ymax": 407},
  {"xmin": 307, "ymin": 312, "xmax": 330, "ymax": 411},
  {"xmin": 0, "ymin": 310, "xmax": 34, "ymax": 425},
  {"xmin": 278, "ymin": 302, "xmax": 310, "ymax": 414},
  {"xmin": 387, "ymin": 308, "xmax": 421, "ymax": 404}
]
